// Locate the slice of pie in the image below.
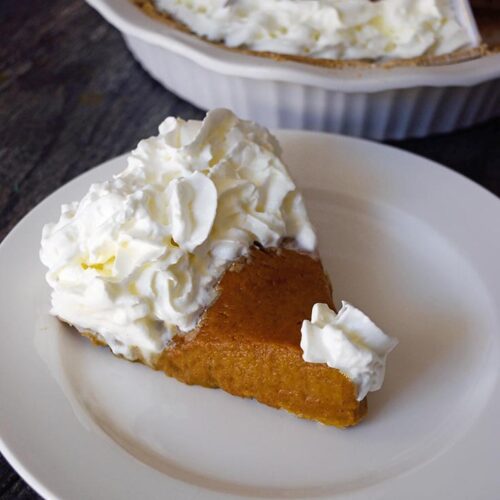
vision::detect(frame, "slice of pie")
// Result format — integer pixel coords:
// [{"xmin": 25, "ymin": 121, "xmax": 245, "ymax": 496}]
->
[{"xmin": 40, "ymin": 108, "xmax": 396, "ymax": 427}]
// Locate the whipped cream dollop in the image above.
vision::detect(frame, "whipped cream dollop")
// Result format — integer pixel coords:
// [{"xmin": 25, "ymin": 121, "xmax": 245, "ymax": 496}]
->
[
  {"xmin": 40, "ymin": 109, "xmax": 316, "ymax": 362},
  {"xmin": 301, "ymin": 302, "xmax": 398, "ymax": 400},
  {"xmin": 153, "ymin": 0, "xmax": 473, "ymax": 60}
]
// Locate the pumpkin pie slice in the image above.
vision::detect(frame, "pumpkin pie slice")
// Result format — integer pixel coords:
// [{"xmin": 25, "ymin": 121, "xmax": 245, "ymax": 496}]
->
[{"xmin": 41, "ymin": 109, "xmax": 395, "ymax": 428}]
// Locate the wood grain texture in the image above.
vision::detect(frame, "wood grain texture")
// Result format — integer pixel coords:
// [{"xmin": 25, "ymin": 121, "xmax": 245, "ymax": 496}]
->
[{"xmin": 0, "ymin": 0, "xmax": 498, "ymax": 498}]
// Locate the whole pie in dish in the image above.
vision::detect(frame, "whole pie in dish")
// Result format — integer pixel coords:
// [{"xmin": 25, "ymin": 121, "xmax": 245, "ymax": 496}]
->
[
  {"xmin": 40, "ymin": 109, "xmax": 397, "ymax": 427},
  {"xmin": 133, "ymin": 0, "xmax": 498, "ymax": 68}
]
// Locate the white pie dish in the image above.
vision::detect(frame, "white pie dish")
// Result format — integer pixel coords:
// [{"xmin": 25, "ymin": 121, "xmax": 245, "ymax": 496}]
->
[
  {"xmin": 86, "ymin": 0, "xmax": 500, "ymax": 139},
  {"xmin": 1, "ymin": 131, "xmax": 500, "ymax": 499}
]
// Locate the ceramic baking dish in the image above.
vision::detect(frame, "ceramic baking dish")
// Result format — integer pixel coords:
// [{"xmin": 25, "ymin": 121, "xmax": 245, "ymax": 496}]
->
[{"xmin": 87, "ymin": 0, "xmax": 500, "ymax": 139}]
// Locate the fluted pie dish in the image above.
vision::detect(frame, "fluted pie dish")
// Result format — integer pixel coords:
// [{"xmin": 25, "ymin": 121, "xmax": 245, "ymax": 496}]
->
[{"xmin": 87, "ymin": 0, "xmax": 500, "ymax": 138}]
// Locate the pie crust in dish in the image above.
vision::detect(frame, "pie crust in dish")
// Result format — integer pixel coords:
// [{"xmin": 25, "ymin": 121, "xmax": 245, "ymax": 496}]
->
[{"xmin": 133, "ymin": 0, "xmax": 490, "ymax": 69}]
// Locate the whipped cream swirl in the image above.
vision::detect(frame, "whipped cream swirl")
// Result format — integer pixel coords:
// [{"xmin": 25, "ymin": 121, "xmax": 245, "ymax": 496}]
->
[
  {"xmin": 40, "ymin": 109, "xmax": 316, "ymax": 362},
  {"xmin": 301, "ymin": 302, "xmax": 398, "ymax": 400},
  {"xmin": 153, "ymin": 0, "xmax": 473, "ymax": 60}
]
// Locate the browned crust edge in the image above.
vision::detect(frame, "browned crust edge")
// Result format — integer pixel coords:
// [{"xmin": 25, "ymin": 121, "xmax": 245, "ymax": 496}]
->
[{"xmin": 133, "ymin": 0, "xmax": 493, "ymax": 69}]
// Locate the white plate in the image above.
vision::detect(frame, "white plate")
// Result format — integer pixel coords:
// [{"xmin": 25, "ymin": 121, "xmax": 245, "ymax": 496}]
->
[{"xmin": 0, "ymin": 131, "xmax": 499, "ymax": 500}]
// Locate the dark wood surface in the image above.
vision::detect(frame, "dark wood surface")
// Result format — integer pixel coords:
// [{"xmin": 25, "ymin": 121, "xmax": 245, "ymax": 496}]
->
[{"xmin": 0, "ymin": 1, "xmax": 498, "ymax": 498}]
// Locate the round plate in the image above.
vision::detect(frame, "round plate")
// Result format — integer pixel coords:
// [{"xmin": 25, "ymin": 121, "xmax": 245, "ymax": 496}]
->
[{"xmin": 0, "ymin": 132, "xmax": 499, "ymax": 499}]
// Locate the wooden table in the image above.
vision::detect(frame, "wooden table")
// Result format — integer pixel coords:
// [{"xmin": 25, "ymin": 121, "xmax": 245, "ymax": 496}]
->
[{"xmin": 0, "ymin": 1, "xmax": 498, "ymax": 498}]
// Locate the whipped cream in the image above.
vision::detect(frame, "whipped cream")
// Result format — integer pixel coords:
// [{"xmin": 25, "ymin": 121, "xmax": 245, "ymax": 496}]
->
[
  {"xmin": 301, "ymin": 302, "xmax": 398, "ymax": 400},
  {"xmin": 40, "ymin": 109, "xmax": 316, "ymax": 362},
  {"xmin": 153, "ymin": 0, "xmax": 473, "ymax": 60}
]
